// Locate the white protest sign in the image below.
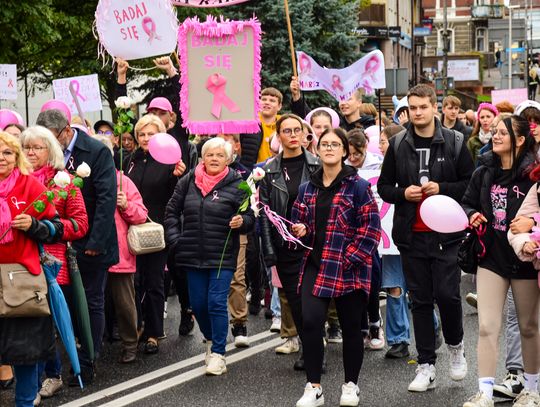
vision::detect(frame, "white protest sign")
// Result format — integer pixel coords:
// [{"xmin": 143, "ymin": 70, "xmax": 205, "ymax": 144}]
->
[
  {"xmin": 0, "ymin": 64, "xmax": 17, "ymax": 100},
  {"xmin": 296, "ymin": 50, "xmax": 386, "ymax": 101},
  {"xmin": 358, "ymin": 169, "xmax": 399, "ymax": 255},
  {"xmin": 53, "ymin": 74, "xmax": 103, "ymax": 114},
  {"xmin": 491, "ymin": 88, "xmax": 528, "ymax": 106},
  {"xmin": 172, "ymin": 0, "xmax": 250, "ymax": 6},
  {"xmin": 95, "ymin": 0, "xmax": 179, "ymax": 61}
]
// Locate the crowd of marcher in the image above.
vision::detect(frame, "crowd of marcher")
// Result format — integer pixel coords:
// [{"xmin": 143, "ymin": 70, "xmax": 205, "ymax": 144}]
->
[{"xmin": 1, "ymin": 55, "xmax": 540, "ymax": 407}]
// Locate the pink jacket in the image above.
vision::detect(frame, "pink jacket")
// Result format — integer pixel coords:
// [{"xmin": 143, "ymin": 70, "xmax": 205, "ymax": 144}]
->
[
  {"xmin": 507, "ymin": 183, "xmax": 540, "ymax": 284},
  {"xmin": 109, "ymin": 171, "xmax": 148, "ymax": 273}
]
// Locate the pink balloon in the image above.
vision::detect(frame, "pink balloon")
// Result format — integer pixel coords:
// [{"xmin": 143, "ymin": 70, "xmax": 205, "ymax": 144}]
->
[
  {"xmin": 12, "ymin": 111, "xmax": 24, "ymax": 126},
  {"xmin": 148, "ymin": 133, "xmax": 182, "ymax": 165},
  {"xmin": 41, "ymin": 99, "xmax": 72, "ymax": 123},
  {"xmin": 0, "ymin": 109, "xmax": 19, "ymax": 131},
  {"xmin": 364, "ymin": 125, "xmax": 382, "ymax": 156},
  {"xmin": 420, "ymin": 195, "xmax": 469, "ymax": 233}
]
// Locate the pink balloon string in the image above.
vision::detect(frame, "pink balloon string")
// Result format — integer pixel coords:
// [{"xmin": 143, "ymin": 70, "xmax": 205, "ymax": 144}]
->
[
  {"xmin": 206, "ymin": 73, "xmax": 240, "ymax": 119},
  {"xmin": 331, "ymin": 75, "xmax": 344, "ymax": 92},
  {"xmin": 142, "ymin": 17, "xmax": 162, "ymax": 44},
  {"xmin": 258, "ymin": 202, "xmax": 313, "ymax": 251},
  {"xmin": 70, "ymin": 80, "xmax": 86, "ymax": 102}
]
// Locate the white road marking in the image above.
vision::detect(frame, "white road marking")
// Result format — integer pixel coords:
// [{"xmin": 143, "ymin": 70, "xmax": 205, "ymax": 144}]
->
[
  {"xmin": 96, "ymin": 337, "xmax": 284, "ymax": 407},
  {"xmin": 60, "ymin": 330, "xmax": 277, "ymax": 407}
]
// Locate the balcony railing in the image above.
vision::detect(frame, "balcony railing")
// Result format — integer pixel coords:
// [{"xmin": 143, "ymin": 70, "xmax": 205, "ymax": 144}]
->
[{"xmin": 471, "ymin": 4, "xmax": 504, "ymax": 19}]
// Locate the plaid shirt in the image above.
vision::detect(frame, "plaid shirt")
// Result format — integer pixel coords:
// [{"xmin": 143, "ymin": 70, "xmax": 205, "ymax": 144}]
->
[{"xmin": 292, "ymin": 174, "xmax": 381, "ymax": 298}]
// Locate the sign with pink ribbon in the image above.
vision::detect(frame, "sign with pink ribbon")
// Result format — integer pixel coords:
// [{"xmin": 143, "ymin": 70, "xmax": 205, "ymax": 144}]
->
[
  {"xmin": 95, "ymin": 0, "xmax": 179, "ymax": 61},
  {"xmin": 172, "ymin": 0, "xmax": 250, "ymax": 6},
  {"xmin": 178, "ymin": 16, "xmax": 262, "ymax": 134},
  {"xmin": 52, "ymin": 74, "xmax": 103, "ymax": 114},
  {"xmin": 0, "ymin": 64, "xmax": 17, "ymax": 101},
  {"xmin": 360, "ymin": 169, "xmax": 399, "ymax": 255},
  {"xmin": 296, "ymin": 50, "xmax": 386, "ymax": 101}
]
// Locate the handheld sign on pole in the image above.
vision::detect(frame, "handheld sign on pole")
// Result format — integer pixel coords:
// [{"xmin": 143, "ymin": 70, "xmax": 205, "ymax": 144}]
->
[
  {"xmin": 0, "ymin": 64, "xmax": 17, "ymax": 101},
  {"xmin": 172, "ymin": 0, "xmax": 251, "ymax": 6},
  {"xmin": 53, "ymin": 74, "xmax": 102, "ymax": 114},
  {"xmin": 283, "ymin": 0, "xmax": 298, "ymax": 77}
]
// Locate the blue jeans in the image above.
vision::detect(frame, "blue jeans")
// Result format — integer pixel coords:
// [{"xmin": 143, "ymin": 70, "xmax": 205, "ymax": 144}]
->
[
  {"xmin": 186, "ymin": 268, "xmax": 234, "ymax": 355},
  {"xmin": 382, "ymin": 255, "xmax": 440, "ymax": 346},
  {"xmin": 271, "ymin": 287, "xmax": 281, "ymax": 318},
  {"xmin": 13, "ymin": 365, "xmax": 39, "ymax": 407}
]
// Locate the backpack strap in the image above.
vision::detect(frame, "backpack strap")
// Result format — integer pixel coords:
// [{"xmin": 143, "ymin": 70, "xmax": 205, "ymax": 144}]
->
[
  {"xmin": 393, "ymin": 127, "xmax": 463, "ymax": 163},
  {"xmin": 392, "ymin": 129, "xmax": 408, "ymax": 157}
]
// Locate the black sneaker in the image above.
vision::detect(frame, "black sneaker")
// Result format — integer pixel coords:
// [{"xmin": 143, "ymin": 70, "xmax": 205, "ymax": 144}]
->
[
  {"xmin": 493, "ymin": 370, "xmax": 525, "ymax": 399},
  {"xmin": 293, "ymin": 353, "xmax": 304, "ymax": 371},
  {"xmin": 248, "ymin": 302, "xmax": 261, "ymax": 316},
  {"xmin": 231, "ymin": 324, "xmax": 249, "ymax": 348},
  {"xmin": 327, "ymin": 324, "xmax": 343, "ymax": 344},
  {"xmin": 68, "ymin": 365, "xmax": 95, "ymax": 387},
  {"xmin": 264, "ymin": 308, "xmax": 273, "ymax": 319},
  {"xmin": 178, "ymin": 310, "xmax": 194, "ymax": 336},
  {"xmin": 385, "ymin": 342, "xmax": 410, "ymax": 359}
]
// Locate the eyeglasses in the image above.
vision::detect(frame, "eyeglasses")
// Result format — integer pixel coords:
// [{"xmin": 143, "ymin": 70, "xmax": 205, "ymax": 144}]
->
[
  {"xmin": 0, "ymin": 150, "xmax": 16, "ymax": 161},
  {"xmin": 23, "ymin": 146, "xmax": 48, "ymax": 153},
  {"xmin": 281, "ymin": 127, "xmax": 303, "ymax": 136},
  {"xmin": 320, "ymin": 142, "xmax": 343, "ymax": 151},
  {"xmin": 349, "ymin": 151, "xmax": 363, "ymax": 159},
  {"xmin": 97, "ymin": 130, "xmax": 114, "ymax": 136}
]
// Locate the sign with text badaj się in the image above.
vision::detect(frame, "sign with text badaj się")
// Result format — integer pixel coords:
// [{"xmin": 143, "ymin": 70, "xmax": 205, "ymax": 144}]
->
[{"xmin": 52, "ymin": 74, "xmax": 103, "ymax": 114}]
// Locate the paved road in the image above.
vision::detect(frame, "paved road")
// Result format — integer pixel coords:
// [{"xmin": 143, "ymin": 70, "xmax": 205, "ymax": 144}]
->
[{"xmin": 0, "ymin": 274, "xmax": 515, "ymax": 407}]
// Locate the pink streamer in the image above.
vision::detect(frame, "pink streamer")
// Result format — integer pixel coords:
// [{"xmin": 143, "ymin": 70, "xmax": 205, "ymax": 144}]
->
[
  {"xmin": 142, "ymin": 17, "xmax": 162, "ymax": 44},
  {"xmin": 259, "ymin": 202, "xmax": 312, "ymax": 251},
  {"xmin": 206, "ymin": 73, "xmax": 240, "ymax": 119}
]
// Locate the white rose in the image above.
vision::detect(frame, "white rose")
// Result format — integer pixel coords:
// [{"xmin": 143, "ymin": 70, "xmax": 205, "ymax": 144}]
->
[
  {"xmin": 53, "ymin": 171, "xmax": 71, "ymax": 188},
  {"xmin": 76, "ymin": 162, "xmax": 91, "ymax": 178},
  {"xmin": 251, "ymin": 167, "xmax": 266, "ymax": 181},
  {"xmin": 115, "ymin": 96, "xmax": 132, "ymax": 109}
]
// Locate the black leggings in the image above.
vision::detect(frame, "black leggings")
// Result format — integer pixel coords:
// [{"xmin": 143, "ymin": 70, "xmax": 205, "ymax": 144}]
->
[
  {"xmin": 301, "ymin": 262, "xmax": 368, "ymax": 384},
  {"xmin": 361, "ymin": 255, "xmax": 381, "ymax": 330}
]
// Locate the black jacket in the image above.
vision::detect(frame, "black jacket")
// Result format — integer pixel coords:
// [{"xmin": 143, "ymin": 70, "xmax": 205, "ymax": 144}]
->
[
  {"xmin": 377, "ymin": 119, "xmax": 474, "ymax": 249},
  {"xmin": 69, "ymin": 130, "xmax": 119, "ymax": 266},
  {"xmin": 442, "ymin": 115, "xmax": 472, "ymax": 140},
  {"xmin": 259, "ymin": 149, "xmax": 319, "ymax": 264},
  {"xmin": 164, "ymin": 169, "xmax": 255, "ymax": 270},
  {"xmin": 239, "ymin": 130, "xmax": 263, "ymax": 170},
  {"xmin": 125, "ymin": 148, "xmax": 178, "ymax": 225}
]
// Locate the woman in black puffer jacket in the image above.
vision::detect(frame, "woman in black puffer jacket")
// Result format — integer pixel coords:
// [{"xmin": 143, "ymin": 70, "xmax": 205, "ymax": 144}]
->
[{"xmin": 165, "ymin": 137, "xmax": 254, "ymax": 376}]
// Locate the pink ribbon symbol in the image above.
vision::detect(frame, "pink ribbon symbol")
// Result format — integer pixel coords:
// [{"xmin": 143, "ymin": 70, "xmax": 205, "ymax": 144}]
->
[
  {"xmin": 331, "ymin": 75, "xmax": 344, "ymax": 92},
  {"xmin": 513, "ymin": 186, "xmax": 525, "ymax": 199},
  {"xmin": 368, "ymin": 176, "xmax": 391, "ymax": 249},
  {"xmin": 70, "ymin": 80, "xmax": 86, "ymax": 102},
  {"xmin": 11, "ymin": 197, "xmax": 26, "ymax": 210},
  {"xmin": 206, "ymin": 73, "xmax": 240, "ymax": 119},
  {"xmin": 7, "ymin": 79, "xmax": 14, "ymax": 88},
  {"xmin": 142, "ymin": 17, "xmax": 162, "ymax": 44},
  {"xmin": 212, "ymin": 191, "xmax": 219, "ymax": 201}
]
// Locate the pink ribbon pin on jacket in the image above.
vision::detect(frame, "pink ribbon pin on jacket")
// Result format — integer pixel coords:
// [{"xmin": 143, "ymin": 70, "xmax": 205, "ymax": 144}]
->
[{"xmin": 206, "ymin": 73, "xmax": 240, "ymax": 119}]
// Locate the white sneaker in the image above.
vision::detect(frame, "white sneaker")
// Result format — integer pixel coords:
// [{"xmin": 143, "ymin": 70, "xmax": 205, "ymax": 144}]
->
[
  {"xmin": 39, "ymin": 377, "xmax": 63, "ymax": 398},
  {"xmin": 369, "ymin": 326, "xmax": 385, "ymax": 350},
  {"xmin": 205, "ymin": 353, "xmax": 227, "ymax": 376},
  {"xmin": 513, "ymin": 390, "xmax": 540, "ymax": 407},
  {"xmin": 340, "ymin": 382, "xmax": 360, "ymax": 406},
  {"xmin": 270, "ymin": 317, "xmax": 281, "ymax": 333},
  {"xmin": 33, "ymin": 393, "xmax": 41, "ymax": 407},
  {"xmin": 204, "ymin": 340, "xmax": 212, "ymax": 366},
  {"xmin": 275, "ymin": 336, "xmax": 300, "ymax": 354},
  {"xmin": 463, "ymin": 391, "xmax": 494, "ymax": 407},
  {"xmin": 231, "ymin": 324, "xmax": 249, "ymax": 348},
  {"xmin": 449, "ymin": 342, "xmax": 467, "ymax": 381},
  {"xmin": 296, "ymin": 383, "xmax": 324, "ymax": 407},
  {"xmin": 408, "ymin": 363, "xmax": 436, "ymax": 392}
]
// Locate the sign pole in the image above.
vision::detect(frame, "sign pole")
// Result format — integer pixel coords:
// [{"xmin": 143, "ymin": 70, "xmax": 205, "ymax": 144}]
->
[{"xmin": 283, "ymin": 0, "xmax": 298, "ymax": 77}]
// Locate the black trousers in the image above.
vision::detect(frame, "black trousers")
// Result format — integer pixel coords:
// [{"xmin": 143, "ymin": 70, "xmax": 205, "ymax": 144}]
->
[
  {"xmin": 245, "ymin": 232, "xmax": 264, "ymax": 304},
  {"xmin": 166, "ymin": 253, "xmax": 191, "ymax": 314},
  {"xmin": 275, "ymin": 255, "xmax": 304, "ymax": 342},
  {"xmin": 400, "ymin": 232, "xmax": 463, "ymax": 365},
  {"xmin": 301, "ymin": 262, "xmax": 368, "ymax": 384},
  {"xmin": 361, "ymin": 254, "xmax": 382, "ymax": 330},
  {"xmin": 135, "ymin": 249, "xmax": 167, "ymax": 338}
]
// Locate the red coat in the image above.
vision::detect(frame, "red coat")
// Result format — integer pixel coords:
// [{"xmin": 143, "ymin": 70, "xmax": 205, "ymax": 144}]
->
[
  {"xmin": 0, "ymin": 174, "xmax": 57, "ymax": 275},
  {"xmin": 37, "ymin": 167, "xmax": 89, "ymax": 285}
]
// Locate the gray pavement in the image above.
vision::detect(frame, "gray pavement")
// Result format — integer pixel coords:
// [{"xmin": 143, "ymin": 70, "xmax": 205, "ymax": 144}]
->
[{"xmin": 0, "ymin": 274, "xmax": 516, "ymax": 407}]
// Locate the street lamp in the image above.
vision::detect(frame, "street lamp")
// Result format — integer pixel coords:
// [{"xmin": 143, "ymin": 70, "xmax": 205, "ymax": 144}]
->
[{"xmin": 506, "ymin": 2, "xmax": 520, "ymax": 89}]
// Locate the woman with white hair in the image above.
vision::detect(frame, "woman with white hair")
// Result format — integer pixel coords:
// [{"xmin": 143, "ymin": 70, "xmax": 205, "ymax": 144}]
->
[
  {"xmin": 125, "ymin": 114, "xmax": 185, "ymax": 355},
  {"xmin": 165, "ymin": 137, "xmax": 255, "ymax": 376},
  {"xmin": 19, "ymin": 126, "xmax": 89, "ymax": 403}
]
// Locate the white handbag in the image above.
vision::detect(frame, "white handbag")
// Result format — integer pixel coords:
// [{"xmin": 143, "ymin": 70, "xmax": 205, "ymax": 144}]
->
[{"xmin": 127, "ymin": 217, "xmax": 165, "ymax": 255}]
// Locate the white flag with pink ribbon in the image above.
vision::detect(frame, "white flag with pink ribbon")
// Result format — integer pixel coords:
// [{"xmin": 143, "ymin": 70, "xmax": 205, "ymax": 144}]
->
[
  {"xmin": 296, "ymin": 50, "xmax": 386, "ymax": 101},
  {"xmin": 52, "ymin": 74, "xmax": 103, "ymax": 114}
]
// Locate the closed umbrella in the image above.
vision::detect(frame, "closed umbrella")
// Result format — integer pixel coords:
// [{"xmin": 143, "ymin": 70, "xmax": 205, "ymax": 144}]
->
[
  {"xmin": 39, "ymin": 248, "xmax": 83, "ymax": 389},
  {"xmin": 66, "ymin": 244, "xmax": 95, "ymax": 362}
]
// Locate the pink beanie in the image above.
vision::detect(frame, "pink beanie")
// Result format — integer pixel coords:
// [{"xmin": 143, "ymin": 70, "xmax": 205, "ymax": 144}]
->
[{"xmin": 477, "ymin": 102, "xmax": 499, "ymax": 119}]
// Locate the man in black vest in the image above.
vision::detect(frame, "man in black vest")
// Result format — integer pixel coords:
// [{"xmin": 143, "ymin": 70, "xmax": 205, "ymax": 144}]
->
[
  {"xmin": 378, "ymin": 85, "xmax": 474, "ymax": 393},
  {"xmin": 37, "ymin": 109, "xmax": 118, "ymax": 385}
]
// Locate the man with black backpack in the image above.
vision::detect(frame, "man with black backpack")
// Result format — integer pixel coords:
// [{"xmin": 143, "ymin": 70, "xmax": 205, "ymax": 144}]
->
[{"xmin": 378, "ymin": 84, "xmax": 474, "ymax": 393}]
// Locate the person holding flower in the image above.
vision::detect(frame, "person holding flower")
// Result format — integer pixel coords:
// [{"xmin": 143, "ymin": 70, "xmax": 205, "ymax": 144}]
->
[
  {"xmin": 19, "ymin": 126, "xmax": 89, "ymax": 402},
  {"xmin": 0, "ymin": 131, "xmax": 64, "ymax": 407},
  {"xmin": 165, "ymin": 137, "xmax": 255, "ymax": 376}
]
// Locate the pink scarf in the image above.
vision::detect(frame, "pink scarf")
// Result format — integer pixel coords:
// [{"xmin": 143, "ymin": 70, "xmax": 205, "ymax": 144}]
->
[
  {"xmin": 0, "ymin": 168, "xmax": 20, "ymax": 244},
  {"xmin": 194, "ymin": 163, "xmax": 229, "ymax": 197},
  {"xmin": 31, "ymin": 165, "xmax": 56, "ymax": 186}
]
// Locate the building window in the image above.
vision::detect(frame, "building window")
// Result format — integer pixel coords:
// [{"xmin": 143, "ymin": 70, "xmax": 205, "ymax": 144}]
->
[
  {"xmin": 437, "ymin": 28, "xmax": 455, "ymax": 54},
  {"xmin": 476, "ymin": 28, "xmax": 488, "ymax": 52}
]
